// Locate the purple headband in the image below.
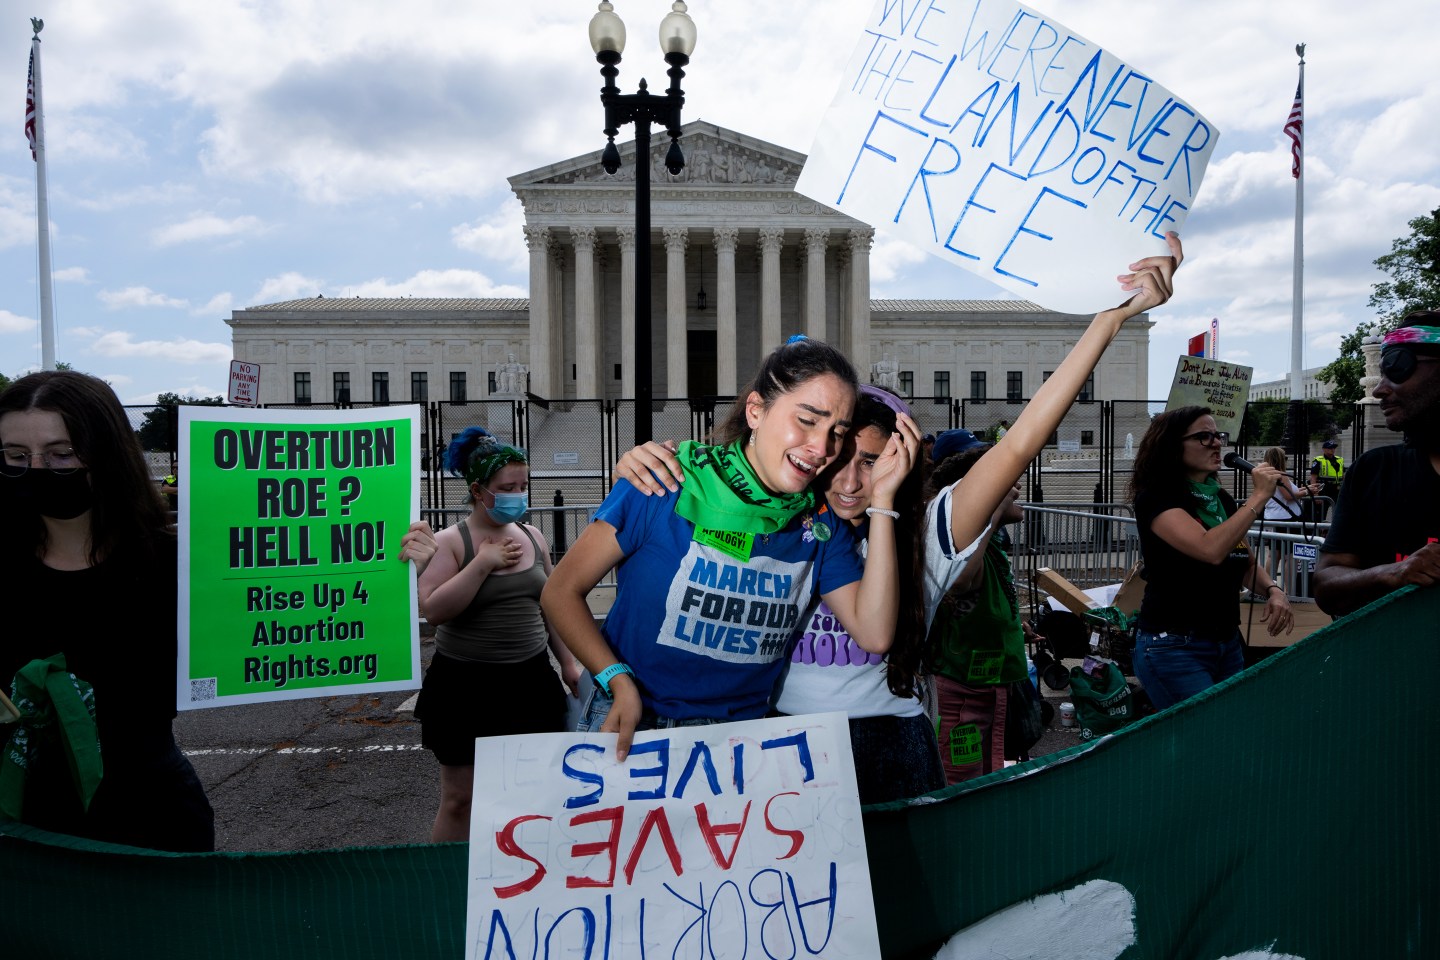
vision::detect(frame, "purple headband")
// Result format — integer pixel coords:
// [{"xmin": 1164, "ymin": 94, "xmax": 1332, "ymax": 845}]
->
[{"xmin": 859, "ymin": 383, "xmax": 911, "ymax": 418}]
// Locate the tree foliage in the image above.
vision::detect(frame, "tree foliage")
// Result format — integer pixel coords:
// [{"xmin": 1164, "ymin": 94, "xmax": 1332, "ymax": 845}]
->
[
  {"xmin": 1240, "ymin": 398, "xmax": 1351, "ymax": 450},
  {"xmin": 1317, "ymin": 207, "xmax": 1440, "ymax": 404},
  {"xmin": 0, "ymin": 361, "xmax": 73, "ymax": 394},
  {"xmin": 1368, "ymin": 206, "xmax": 1440, "ymax": 325},
  {"xmin": 136, "ymin": 392, "xmax": 226, "ymax": 451}
]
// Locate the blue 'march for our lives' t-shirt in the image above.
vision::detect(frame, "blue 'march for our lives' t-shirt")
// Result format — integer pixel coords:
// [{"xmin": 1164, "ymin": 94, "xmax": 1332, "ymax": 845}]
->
[{"xmin": 593, "ymin": 479, "xmax": 866, "ymax": 722}]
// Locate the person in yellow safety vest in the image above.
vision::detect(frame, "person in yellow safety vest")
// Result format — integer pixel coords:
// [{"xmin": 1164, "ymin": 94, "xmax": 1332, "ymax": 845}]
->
[{"xmin": 1308, "ymin": 440, "xmax": 1344, "ymax": 501}]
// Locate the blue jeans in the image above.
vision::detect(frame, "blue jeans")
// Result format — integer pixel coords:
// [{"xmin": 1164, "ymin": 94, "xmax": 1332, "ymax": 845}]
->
[
  {"xmin": 1133, "ymin": 627, "xmax": 1245, "ymax": 711},
  {"xmin": 575, "ymin": 688, "xmax": 722, "ymax": 733}
]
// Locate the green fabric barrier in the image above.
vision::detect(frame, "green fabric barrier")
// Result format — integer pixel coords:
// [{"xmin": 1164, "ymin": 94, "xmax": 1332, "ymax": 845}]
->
[{"xmin": 2, "ymin": 587, "xmax": 1437, "ymax": 958}]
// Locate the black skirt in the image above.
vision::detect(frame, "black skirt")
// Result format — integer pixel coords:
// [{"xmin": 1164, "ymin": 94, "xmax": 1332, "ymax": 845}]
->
[{"xmin": 415, "ymin": 649, "xmax": 567, "ymax": 765}]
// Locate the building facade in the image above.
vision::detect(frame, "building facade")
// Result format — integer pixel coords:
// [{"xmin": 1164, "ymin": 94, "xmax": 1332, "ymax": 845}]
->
[
  {"xmin": 227, "ymin": 122, "xmax": 1151, "ymax": 407},
  {"xmin": 1248, "ymin": 366, "xmax": 1332, "ymax": 402}
]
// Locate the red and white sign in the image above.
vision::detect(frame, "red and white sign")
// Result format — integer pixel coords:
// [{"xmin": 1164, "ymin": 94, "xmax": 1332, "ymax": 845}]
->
[{"xmin": 227, "ymin": 360, "xmax": 260, "ymax": 407}]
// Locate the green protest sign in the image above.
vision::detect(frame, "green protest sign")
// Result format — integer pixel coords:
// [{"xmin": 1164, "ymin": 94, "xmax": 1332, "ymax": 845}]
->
[{"xmin": 177, "ymin": 406, "xmax": 422, "ymax": 709}]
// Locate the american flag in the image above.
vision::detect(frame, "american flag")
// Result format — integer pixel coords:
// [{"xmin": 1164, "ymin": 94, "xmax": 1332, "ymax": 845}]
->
[
  {"xmin": 1283, "ymin": 80, "xmax": 1303, "ymax": 179},
  {"xmin": 24, "ymin": 48, "xmax": 36, "ymax": 161}
]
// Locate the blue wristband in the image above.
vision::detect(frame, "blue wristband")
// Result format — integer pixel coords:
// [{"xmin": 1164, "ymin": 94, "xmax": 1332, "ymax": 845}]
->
[{"xmin": 592, "ymin": 663, "xmax": 635, "ymax": 697}]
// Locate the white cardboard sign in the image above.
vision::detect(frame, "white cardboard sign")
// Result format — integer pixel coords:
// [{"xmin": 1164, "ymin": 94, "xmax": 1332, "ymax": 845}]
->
[
  {"xmin": 1164, "ymin": 356, "xmax": 1253, "ymax": 436},
  {"xmin": 465, "ymin": 713, "xmax": 881, "ymax": 959},
  {"xmin": 796, "ymin": 0, "xmax": 1219, "ymax": 313}
]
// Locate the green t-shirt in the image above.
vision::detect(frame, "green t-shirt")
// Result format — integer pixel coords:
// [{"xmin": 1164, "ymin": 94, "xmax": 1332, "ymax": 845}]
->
[{"xmin": 927, "ymin": 529, "xmax": 1027, "ymax": 685}]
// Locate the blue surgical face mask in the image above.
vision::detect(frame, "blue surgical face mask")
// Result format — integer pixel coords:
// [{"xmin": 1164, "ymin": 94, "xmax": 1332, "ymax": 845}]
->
[{"xmin": 484, "ymin": 490, "xmax": 529, "ymax": 525}]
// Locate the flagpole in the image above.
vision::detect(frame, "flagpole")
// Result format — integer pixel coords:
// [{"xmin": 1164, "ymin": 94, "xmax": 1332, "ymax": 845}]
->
[
  {"xmin": 1279, "ymin": 42, "xmax": 1306, "ymax": 462},
  {"xmin": 28, "ymin": 19, "xmax": 56, "ymax": 371},
  {"xmin": 1288, "ymin": 44, "xmax": 1305, "ymax": 404}
]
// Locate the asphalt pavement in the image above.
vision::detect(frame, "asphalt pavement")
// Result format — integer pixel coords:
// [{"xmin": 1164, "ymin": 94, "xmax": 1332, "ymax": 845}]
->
[{"xmin": 176, "ymin": 634, "xmax": 1100, "ymax": 854}]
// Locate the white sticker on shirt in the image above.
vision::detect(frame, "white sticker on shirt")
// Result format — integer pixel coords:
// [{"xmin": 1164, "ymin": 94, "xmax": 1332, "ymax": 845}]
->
[{"xmin": 659, "ymin": 541, "xmax": 815, "ymax": 665}]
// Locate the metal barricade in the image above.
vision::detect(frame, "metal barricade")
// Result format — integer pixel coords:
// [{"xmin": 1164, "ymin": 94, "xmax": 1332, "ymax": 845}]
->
[
  {"xmin": 420, "ymin": 502, "xmax": 618, "ymax": 600},
  {"xmin": 1243, "ymin": 520, "xmax": 1331, "ymax": 599},
  {"xmin": 1015, "ymin": 503, "xmax": 1139, "ymax": 595},
  {"xmin": 1015, "ymin": 503, "xmax": 1330, "ymax": 607}
]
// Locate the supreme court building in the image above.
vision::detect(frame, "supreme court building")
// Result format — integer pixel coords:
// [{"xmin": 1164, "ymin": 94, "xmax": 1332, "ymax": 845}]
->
[{"xmin": 228, "ymin": 121, "xmax": 1151, "ymax": 408}]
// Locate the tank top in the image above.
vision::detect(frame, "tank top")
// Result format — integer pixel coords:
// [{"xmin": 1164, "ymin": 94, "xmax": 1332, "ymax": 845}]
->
[{"xmin": 434, "ymin": 522, "xmax": 549, "ymax": 664}]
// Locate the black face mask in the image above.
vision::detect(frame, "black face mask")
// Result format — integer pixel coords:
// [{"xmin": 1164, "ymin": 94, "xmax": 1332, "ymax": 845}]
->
[{"xmin": 6, "ymin": 468, "xmax": 93, "ymax": 520}]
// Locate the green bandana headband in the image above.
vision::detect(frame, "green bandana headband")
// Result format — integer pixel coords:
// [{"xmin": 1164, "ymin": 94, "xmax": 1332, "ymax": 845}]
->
[
  {"xmin": 0, "ymin": 654, "xmax": 103, "ymax": 823},
  {"xmin": 464, "ymin": 442, "xmax": 527, "ymax": 487},
  {"xmin": 672, "ymin": 440, "xmax": 815, "ymax": 534},
  {"xmin": 1187, "ymin": 476, "xmax": 1228, "ymax": 529}
]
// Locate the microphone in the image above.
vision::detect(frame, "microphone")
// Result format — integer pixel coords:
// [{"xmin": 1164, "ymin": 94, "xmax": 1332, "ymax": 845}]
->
[{"xmin": 1223, "ymin": 452, "xmax": 1256, "ymax": 473}]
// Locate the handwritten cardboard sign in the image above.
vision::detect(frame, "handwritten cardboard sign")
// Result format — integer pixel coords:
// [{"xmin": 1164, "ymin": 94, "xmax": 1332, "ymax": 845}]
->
[
  {"xmin": 1164, "ymin": 356, "xmax": 1252, "ymax": 436},
  {"xmin": 465, "ymin": 713, "xmax": 881, "ymax": 958},
  {"xmin": 176, "ymin": 406, "xmax": 423, "ymax": 709},
  {"xmin": 796, "ymin": 0, "xmax": 1218, "ymax": 313}
]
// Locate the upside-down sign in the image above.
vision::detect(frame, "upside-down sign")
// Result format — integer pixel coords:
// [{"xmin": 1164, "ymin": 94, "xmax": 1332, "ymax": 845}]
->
[{"xmin": 465, "ymin": 713, "xmax": 881, "ymax": 958}]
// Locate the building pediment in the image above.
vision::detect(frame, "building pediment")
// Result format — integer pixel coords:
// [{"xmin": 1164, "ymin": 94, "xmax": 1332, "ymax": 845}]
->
[{"xmin": 509, "ymin": 120, "xmax": 805, "ymax": 190}]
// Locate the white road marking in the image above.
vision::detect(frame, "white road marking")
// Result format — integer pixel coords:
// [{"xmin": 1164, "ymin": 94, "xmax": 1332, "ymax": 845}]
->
[{"xmin": 184, "ymin": 744, "xmax": 426, "ymax": 757}]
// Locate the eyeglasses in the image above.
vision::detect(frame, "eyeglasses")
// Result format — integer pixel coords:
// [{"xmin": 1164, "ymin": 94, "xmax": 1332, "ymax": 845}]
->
[
  {"xmin": 1181, "ymin": 431, "xmax": 1229, "ymax": 446},
  {"xmin": 1379, "ymin": 344, "xmax": 1440, "ymax": 385},
  {"xmin": 0, "ymin": 447, "xmax": 82, "ymax": 477}
]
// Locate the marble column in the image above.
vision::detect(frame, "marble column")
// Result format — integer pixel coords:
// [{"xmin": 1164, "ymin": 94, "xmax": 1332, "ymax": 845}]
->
[
  {"xmin": 523, "ymin": 226, "xmax": 552, "ymax": 398},
  {"xmin": 664, "ymin": 227, "xmax": 689, "ymax": 399},
  {"xmin": 548, "ymin": 243, "xmax": 566, "ymax": 398},
  {"xmin": 847, "ymin": 228, "xmax": 874, "ymax": 377},
  {"xmin": 758, "ymin": 228, "xmax": 784, "ymax": 350},
  {"xmin": 616, "ymin": 227, "xmax": 636, "ymax": 402},
  {"xmin": 714, "ymin": 226, "xmax": 739, "ymax": 396},
  {"xmin": 571, "ymin": 226, "xmax": 599, "ymax": 399},
  {"xmin": 804, "ymin": 227, "xmax": 830, "ymax": 341}
]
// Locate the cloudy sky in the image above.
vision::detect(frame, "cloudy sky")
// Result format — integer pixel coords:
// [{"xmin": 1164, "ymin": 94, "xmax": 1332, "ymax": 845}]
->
[{"xmin": 0, "ymin": 0, "xmax": 1435, "ymax": 404}]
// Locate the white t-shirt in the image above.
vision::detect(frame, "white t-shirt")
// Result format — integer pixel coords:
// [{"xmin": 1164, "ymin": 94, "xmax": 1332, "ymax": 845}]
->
[
  {"xmin": 1264, "ymin": 477, "xmax": 1302, "ymax": 520},
  {"xmin": 774, "ymin": 486, "xmax": 988, "ymax": 720}
]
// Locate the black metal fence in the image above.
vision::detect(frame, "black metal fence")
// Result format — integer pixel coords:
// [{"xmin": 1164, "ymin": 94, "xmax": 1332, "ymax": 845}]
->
[{"xmin": 128, "ymin": 396, "xmax": 1372, "ymax": 522}]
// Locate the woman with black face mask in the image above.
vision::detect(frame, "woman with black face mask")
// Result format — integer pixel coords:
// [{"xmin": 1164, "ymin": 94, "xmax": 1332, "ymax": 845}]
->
[{"xmin": 0, "ymin": 371, "xmax": 214, "ymax": 851}]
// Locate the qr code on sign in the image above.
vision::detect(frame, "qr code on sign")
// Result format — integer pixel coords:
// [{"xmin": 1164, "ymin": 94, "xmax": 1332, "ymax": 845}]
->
[{"xmin": 190, "ymin": 678, "xmax": 218, "ymax": 702}]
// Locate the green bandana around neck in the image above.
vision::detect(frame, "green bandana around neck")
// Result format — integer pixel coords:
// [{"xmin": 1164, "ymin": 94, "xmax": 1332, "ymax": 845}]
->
[
  {"xmin": 1187, "ymin": 476, "xmax": 1228, "ymax": 529},
  {"xmin": 0, "ymin": 654, "xmax": 103, "ymax": 823},
  {"xmin": 671, "ymin": 440, "xmax": 815, "ymax": 535}
]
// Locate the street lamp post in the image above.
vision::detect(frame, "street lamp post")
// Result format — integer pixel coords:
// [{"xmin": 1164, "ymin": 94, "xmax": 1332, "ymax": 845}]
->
[{"xmin": 589, "ymin": 1, "xmax": 697, "ymax": 444}]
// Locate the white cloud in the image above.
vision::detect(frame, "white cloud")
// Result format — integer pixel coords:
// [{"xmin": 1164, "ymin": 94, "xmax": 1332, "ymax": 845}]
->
[
  {"xmin": 347, "ymin": 269, "xmax": 526, "ymax": 299},
  {"xmin": 194, "ymin": 292, "xmax": 235, "ymax": 317},
  {"xmin": 869, "ymin": 236, "xmax": 930, "ymax": 286},
  {"xmin": 98, "ymin": 286, "xmax": 190, "ymax": 310},
  {"xmin": 53, "ymin": 266, "xmax": 91, "ymax": 283},
  {"xmin": 0, "ymin": 178, "xmax": 33, "ymax": 251},
  {"xmin": 451, "ymin": 199, "xmax": 527, "ymax": 271},
  {"xmin": 86, "ymin": 331, "xmax": 232, "ymax": 365},
  {"xmin": 53, "ymin": 114, "xmax": 148, "ymax": 165},
  {"xmin": 151, "ymin": 213, "xmax": 264, "ymax": 248},
  {"xmin": 250, "ymin": 272, "xmax": 324, "ymax": 305},
  {"xmin": 0, "ymin": 309, "xmax": 34, "ymax": 334},
  {"xmin": 68, "ymin": 182, "xmax": 200, "ymax": 213}
]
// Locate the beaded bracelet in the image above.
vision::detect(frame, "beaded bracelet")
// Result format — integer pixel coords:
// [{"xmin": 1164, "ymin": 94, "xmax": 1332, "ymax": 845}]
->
[{"xmin": 865, "ymin": 507, "xmax": 900, "ymax": 520}]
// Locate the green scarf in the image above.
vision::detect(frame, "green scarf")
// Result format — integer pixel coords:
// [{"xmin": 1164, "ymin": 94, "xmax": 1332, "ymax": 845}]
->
[
  {"xmin": 1188, "ymin": 476, "xmax": 1228, "ymax": 529},
  {"xmin": 0, "ymin": 654, "xmax": 103, "ymax": 823},
  {"xmin": 671, "ymin": 440, "xmax": 814, "ymax": 534}
]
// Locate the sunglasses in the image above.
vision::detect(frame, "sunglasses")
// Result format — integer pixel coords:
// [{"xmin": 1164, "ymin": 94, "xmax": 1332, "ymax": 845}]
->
[
  {"xmin": 1181, "ymin": 430, "xmax": 1229, "ymax": 446},
  {"xmin": 1379, "ymin": 344, "xmax": 1440, "ymax": 385}
]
